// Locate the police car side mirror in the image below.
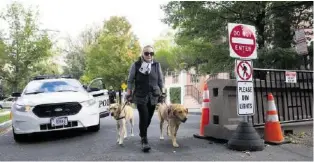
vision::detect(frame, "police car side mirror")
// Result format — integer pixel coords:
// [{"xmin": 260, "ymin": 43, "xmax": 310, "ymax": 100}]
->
[{"xmin": 12, "ymin": 92, "xmax": 21, "ymax": 97}]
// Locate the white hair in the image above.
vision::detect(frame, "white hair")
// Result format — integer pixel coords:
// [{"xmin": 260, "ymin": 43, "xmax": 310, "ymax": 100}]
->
[{"xmin": 140, "ymin": 45, "xmax": 154, "ymax": 56}]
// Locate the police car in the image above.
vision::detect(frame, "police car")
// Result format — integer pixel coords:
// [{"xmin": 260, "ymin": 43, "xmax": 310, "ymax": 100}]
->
[
  {"xmin": 11, "ymin": 75, "xmax": 110, "ymax": 142},
  {"xmin": 0, "ymin": 96, "xmax": 17, "ymax": 109}
]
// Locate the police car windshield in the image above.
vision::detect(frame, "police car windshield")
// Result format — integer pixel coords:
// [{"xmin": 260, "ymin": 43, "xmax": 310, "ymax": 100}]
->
[{"xmin": 24, "ymin": 79, "xmax": 85, "ymax": 95}]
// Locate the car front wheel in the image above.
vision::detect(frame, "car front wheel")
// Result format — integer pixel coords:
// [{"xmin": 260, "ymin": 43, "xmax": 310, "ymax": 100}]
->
[{"xmin": 13, "ymin": 128, "xmax": 29, "ymax": 143}]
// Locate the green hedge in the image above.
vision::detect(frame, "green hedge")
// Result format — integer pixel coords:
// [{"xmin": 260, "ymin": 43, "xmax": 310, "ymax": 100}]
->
[{"xmin": 170, "ymin": 87, "xmax": 181, "ymax": 104}]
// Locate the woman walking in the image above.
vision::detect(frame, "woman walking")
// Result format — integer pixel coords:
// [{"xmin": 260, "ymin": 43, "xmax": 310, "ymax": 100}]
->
[{"xmin": 126, "ymin": 45, "xmax": 164, "ymax": 152}]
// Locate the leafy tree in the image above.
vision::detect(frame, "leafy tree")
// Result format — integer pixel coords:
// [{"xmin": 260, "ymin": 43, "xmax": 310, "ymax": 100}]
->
[
  {"xmin": 161, "ymin": 1, "xmax": 313, "ymax": 73},
  {"xmin": 153, "ymin": 32, "xmax": 177, "ymax": 73},
  {"xmin": 0, "ymin": 2, "xmax": 53, "ymax": 92},
  {"xmin": 0, "ymin": 38, "xmax": 7, "ymax": 75},
  {"xmin": 83, "ymin": 16, "xmax": 141, "ymax": 89},
  {"xmin": 31, "ymin": 58, "xmax": 62, "ymax": 76},
  {"xmin": 63, "ymin": 25, "xmax": 101, "ymax": 79}
]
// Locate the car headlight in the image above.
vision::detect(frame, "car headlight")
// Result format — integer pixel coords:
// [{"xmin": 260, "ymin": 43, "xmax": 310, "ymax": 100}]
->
[
  {"xmin": 81, "ymin": 99, "xmax": 96, "ymax": 107},
  {"xmin": 15, "ymin": 104, "xmax": 32, "ymax": 112}
]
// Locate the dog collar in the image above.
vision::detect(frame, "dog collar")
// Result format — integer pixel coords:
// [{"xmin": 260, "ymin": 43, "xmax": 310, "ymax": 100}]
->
[{"xmin": 116, "ymin": 116, "xmax": 125, "ymax": 120}]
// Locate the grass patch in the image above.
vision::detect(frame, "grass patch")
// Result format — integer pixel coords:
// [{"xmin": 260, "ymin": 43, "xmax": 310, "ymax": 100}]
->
[{"xmin": 0, "ymin": 114, "xmax": 10, "ymax": 124}]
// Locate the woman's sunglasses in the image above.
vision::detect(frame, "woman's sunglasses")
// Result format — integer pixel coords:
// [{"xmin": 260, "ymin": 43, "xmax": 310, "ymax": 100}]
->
[{"xmin": 144, "ymin": 52, "xmax": 154, "ymax": 56}]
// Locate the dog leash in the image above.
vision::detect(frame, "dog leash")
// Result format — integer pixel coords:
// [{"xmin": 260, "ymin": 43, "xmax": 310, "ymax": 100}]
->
[
  {"xmin": 116, "ymin": 100, "xmax": 129, "ymax": 120},
  {"xmin": 120, "ymin": 100, "xmax": 128, "ymax": 112}
]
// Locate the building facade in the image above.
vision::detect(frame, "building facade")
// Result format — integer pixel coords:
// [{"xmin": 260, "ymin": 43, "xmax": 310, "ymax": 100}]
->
[{"xmin": 164, "ymin": 68, "xmax": 230, "ymax": 109}]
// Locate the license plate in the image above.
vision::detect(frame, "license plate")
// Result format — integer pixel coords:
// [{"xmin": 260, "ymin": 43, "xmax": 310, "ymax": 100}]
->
[{"xmin": 51, "ymin": 117, "xmax": 68, "ymax": 127}]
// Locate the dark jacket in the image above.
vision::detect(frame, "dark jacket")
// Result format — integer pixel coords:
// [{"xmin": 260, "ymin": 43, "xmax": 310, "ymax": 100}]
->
[
  {"xmin": 127, "ymin": 57, "xmax": 164, "ymax": 105},
  {"xmin": 108, "ymin": 89, "xmax": 116, "ymax": 103}
]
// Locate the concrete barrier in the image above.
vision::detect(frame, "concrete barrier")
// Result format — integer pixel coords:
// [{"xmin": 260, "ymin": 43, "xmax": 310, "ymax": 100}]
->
[
  {"xmin": 203, "ymin": 78, "xmax": 313, "ymax": 141},
  {"xmin": 204, "ymin": 79, "xmax": 240, "ymax": 140}
]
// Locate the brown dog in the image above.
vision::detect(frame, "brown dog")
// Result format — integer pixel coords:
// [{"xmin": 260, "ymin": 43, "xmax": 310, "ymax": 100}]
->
[
  {"xmin": 157, "ymin": 103, "xmax": 188, "ymax": 148},
  {"xmin": 109, "ymin": 102, "xmax": 135, "ymax": 145}
]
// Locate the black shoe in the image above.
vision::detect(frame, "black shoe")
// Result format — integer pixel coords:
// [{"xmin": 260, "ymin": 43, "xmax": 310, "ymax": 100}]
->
[{"xmin": 141, "ymin": 137, "xmax": 151, "ymax": 152}]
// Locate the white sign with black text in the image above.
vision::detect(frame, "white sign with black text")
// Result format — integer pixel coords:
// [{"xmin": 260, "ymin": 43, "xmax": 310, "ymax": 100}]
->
[
  {"xmin": 237, "ymin": 81, "xmax": 255, "ymax": 116},
  {"xmin": 285, "ymin": 71, "xmax": 297, "ymax": 83}
]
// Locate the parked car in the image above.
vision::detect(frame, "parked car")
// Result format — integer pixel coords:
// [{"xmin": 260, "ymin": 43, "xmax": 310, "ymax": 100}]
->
[
  {"xmin": 0, "ymin": 97, "xmax": 17, "ymax": 109},
  {"xmin": 11, "ymin": 75, "xmax": 110, "ymax": 142}
]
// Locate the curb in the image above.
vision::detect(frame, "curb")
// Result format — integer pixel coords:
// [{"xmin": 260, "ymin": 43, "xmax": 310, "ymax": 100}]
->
[
  {"xmin": 189, "ymin": 112, "xmax": 201, "ymax": 115},
  {"xmin": 0, "ymin": 120, "xmax": 12, "ymax": 132}
]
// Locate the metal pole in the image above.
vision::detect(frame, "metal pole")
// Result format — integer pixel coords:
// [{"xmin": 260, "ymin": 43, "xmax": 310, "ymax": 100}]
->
[
  {"xmin": 242, "ymin": 116, "xmax": 248, "ymax": 123},
  {"xmin": 304, "ymin": 55, "xmax": 308, "ymax": 70},
  {"xmin": 306, "ymin": 55, "xmax": 311, "ymax": 70},
  {"xmin": 119, "ymin": 89, "xmax": 122, "ymax": 104}
]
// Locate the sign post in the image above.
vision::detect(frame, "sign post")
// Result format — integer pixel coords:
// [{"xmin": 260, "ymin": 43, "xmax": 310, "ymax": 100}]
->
[
  {"xmin": 227, "ymin": 23, "xmax": 264, "ymax": 151},
  {"xmin": 121, "ymin": 83, "xmax": 127, "ymax": 103}
]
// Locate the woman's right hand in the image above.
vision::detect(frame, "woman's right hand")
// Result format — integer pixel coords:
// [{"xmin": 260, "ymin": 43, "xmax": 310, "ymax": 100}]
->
[{"xmin": 125, "ymin": 90, "xmax": 132, "ymax": 101}]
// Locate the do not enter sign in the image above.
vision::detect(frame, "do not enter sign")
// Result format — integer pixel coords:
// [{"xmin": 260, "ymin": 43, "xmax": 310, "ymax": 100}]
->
[{"xmin": 228, "ymin": 23, "xmax": 257, "ymax": 59}]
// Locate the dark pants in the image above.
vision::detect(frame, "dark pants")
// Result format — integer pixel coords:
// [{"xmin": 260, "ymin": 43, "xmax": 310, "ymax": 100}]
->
[{"xmin": 137, "ymin": 101, "xmax": 156, "ymax": 138}]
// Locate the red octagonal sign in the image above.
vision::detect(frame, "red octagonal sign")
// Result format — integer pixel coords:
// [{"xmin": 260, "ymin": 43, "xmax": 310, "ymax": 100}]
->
[{"xmin": 229, "ymin": 24, "xmax": 257, "ymax": 58}]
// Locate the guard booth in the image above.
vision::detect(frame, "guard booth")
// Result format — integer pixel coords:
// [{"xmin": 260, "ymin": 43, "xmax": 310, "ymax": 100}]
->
[{"xmin": 204, "ymin": 69, "xmax": 313, "ymax": 140}]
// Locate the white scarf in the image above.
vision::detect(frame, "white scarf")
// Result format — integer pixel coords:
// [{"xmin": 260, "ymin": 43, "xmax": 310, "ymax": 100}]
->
[{"xmin": 139, "ymin": 57, "xmax": 153, "ymax": 75}]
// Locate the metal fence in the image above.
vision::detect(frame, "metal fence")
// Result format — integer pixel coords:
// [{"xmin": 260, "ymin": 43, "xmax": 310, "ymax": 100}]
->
[
  {"xmin": 185, "ymin": 85, "xmax": 202, "ymax": 104},
  {"xmin": 252, "ymin": 68, "xmax": 313, "ymax": 126}
]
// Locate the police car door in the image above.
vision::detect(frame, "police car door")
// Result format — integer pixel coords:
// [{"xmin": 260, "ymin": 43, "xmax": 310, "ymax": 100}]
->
[{"xmin": 87, "ymin": 78, "xmax": 110, "ymax": 118}]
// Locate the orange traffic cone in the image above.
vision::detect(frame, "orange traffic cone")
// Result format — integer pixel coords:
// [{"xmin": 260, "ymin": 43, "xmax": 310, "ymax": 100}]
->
[
  {"xmin": 264, "ymin": 93, "xmax": 284, "ymax": 144},
  {"xmin": 199, "ymin": 83, "xmax": 210, "ymax": 136}
]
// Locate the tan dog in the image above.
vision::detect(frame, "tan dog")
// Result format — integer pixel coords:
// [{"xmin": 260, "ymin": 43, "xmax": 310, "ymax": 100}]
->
[
  {"xmin": 157, "ymin": 103, "xmax": 188, "ymax": 148},
  {"xmin": 108, "ymin": 102, "xmax": 135, "ymax": 145}
]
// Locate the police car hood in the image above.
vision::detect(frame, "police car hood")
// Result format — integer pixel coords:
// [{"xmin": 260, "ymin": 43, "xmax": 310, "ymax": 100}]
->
[{"xmin": 16, "ymin": 92, "xmax": 92, "ymax": 106}]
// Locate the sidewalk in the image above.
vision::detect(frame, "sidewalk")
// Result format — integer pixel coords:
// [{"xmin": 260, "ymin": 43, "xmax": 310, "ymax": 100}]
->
[{"xmin": 188, "ymin": 108, "xmax": 201, "ymax": 115}]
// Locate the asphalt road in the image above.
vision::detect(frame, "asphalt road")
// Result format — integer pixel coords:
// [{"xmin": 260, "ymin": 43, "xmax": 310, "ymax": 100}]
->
[{"xmin": 0, "ymin": 110, "xmax": 312, "ymax": 161}]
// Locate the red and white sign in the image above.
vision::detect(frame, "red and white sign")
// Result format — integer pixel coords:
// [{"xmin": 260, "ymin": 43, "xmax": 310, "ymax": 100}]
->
[
  {"xmin": 285, "ymin": 71, "xmax": 297, "ymax": 83},
  {"xmin": 235, "ymin": 60, "xmax": 253, "ymax": 82},
  {"xmin": 228, "ymin": 23, "xmax": 257, "ymax": 59}
]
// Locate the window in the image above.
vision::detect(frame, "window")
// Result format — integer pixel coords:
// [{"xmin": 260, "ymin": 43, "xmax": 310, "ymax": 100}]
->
[
  {"xmin": 191, "ymin": 74, "xmax": 200, "ymax": 83},
  {"xmin": 6, "ymin": 98, "xmax": 14, "ymax": 101},
  {"xmin": 23, "ymin": 79, "xmax": 85, "ymax": 95}
]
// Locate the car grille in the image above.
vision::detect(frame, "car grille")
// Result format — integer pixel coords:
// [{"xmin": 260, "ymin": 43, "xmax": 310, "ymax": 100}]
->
[
  {"xmin": 40, "ymin": 121, "xmax": 78, "ymax": 130},
  {"xmin": 32, "ymin": 102, "xmax": 82, "ymax": 118}
]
